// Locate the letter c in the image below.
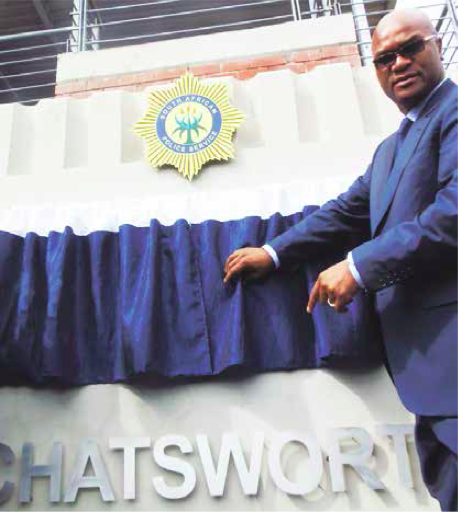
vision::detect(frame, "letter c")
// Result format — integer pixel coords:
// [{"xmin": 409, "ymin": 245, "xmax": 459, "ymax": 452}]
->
[{"xmin": 0, "ymin": 443, "xmax": 15, "ymax": 506}]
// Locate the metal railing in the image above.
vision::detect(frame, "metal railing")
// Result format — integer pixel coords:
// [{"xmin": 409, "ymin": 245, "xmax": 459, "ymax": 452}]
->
[
  {"xmin": 338, "ymin": 0, "xmax": 458, "ymax": 66},
  {"xmin": 0, "ymin": 0, "xmax": 458, "ymax": 105}
]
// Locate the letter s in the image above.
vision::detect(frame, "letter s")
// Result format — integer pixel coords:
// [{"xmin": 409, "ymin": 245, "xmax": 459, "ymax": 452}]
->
[{"xmin": 152, "ymin": 436, "xmax": 196, "ymax": 500}]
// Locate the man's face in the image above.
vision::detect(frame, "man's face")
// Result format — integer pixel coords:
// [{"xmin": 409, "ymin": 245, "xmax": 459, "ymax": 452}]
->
[{"xmin": 372, "ymin": 16, "xmax": 444, "ymax": 112}]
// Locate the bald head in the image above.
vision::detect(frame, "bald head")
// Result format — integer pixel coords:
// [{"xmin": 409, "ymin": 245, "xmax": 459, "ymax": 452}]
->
[
  {"xmin": 372, "ymin": 8, "xmax": 444, "ymax": 113},
  {"xmin": 372, "ymin": 9, "xmax": 436, "ymax": 51}
]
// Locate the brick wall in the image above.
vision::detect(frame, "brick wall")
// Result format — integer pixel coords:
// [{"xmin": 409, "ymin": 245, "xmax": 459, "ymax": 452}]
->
[{"xmin": 55, "ymin": 43, "xmax": 360, "ymax": 98}]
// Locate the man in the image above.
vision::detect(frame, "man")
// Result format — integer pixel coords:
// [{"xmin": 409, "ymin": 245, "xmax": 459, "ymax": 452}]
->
[{"xmin": 223, "ymin": 9, "xmax": 457, "ymax": 511}]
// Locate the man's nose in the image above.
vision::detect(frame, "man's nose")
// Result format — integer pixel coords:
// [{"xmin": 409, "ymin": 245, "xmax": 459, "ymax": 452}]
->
[{"xmin": 392, "ymin": 53, "xmax": 413, "ymax": 71}]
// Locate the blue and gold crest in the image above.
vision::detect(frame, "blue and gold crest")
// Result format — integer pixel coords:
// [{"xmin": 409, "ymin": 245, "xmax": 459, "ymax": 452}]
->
[{"xmin": 134, "ymin": 73, "xmax": 245, "ymax": 180}]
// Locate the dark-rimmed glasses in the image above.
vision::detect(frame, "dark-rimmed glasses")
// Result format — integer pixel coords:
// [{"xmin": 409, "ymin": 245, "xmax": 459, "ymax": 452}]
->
[{"xmin": 373, "ymin": 35, "xmax": 439, "ymax": 70}]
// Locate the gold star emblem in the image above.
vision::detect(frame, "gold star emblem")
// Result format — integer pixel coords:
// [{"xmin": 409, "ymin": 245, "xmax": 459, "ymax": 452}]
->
[{"xmin": 133, "ymin": 73, "xmax": 245, "ymax": 180}]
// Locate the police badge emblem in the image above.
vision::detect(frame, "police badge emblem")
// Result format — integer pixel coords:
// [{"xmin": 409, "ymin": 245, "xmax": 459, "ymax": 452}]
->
[{"xmin": 134, "ymin": 73, "xmax": 245, "ymax": 180}]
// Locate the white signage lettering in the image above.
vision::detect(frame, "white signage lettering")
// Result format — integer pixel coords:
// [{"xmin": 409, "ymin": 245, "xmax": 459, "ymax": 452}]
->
[
  {"xmin": 0, "ymin": 443, "xmax": 14, "ymax": 506},
  {"xmin": 64, "ymin": 440, "xmax": 114, "ymax": 503},
  {"xmin": 197, "ymin": 432, "xmax": 264, "ymax": 497},
  {"xmin": 377, "ymin": 423, "xmax": 414, "ymax": 488},
  {"xmin": 109, "ymin": 437, "xmax": 151, "ymax": 500},
  {"xmin": 152, "ymin": 435, "xmax": 196, "ymax": 500},
  {"xmin": 1, "ymin": 425, "xmax": 420, "ymax": 506},
  {"xmin": 268, "ymin": 432, "xmax": 323, "ymax": 495},
  {"xmin": 328, "ymin": 428, "xmax": 385, "ymax": 492},
  {"xmin": 19, "ymin": 442, "xmax": 62, "ymax": 503}
]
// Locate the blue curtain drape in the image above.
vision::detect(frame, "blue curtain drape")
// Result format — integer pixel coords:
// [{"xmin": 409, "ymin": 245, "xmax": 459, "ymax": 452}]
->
[{"xmin": 0, "ymin": 206, "xmax": 381, "ymax": 385}]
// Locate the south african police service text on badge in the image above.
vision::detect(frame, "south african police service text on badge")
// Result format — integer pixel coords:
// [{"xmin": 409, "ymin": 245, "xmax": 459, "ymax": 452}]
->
[{"xmin": 134, "ymin": 73, "xmax": 245, "ymax": 180}]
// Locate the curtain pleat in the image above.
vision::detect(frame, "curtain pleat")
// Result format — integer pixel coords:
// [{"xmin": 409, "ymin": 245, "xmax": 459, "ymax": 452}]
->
[{"xmin": 0, "ymin": 206, "xmax": 381, "ymax": 385}]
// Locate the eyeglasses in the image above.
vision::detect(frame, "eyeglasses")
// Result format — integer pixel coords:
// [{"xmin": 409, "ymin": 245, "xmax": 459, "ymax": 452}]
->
[{"xmin": 373, "ymin": 35, "xmax": 439, "ymax": 70}]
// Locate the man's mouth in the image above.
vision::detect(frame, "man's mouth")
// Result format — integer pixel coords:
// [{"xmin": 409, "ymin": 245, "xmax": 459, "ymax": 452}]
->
[{"xmin": 393, "ymin": 74, "xmax": 419, "ymax": 88}]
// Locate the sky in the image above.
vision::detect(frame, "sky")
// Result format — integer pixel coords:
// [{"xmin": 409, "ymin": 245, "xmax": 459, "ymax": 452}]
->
[{"xmin": 395, "ymin": 0, "xmax": 453, "ymax": 19}]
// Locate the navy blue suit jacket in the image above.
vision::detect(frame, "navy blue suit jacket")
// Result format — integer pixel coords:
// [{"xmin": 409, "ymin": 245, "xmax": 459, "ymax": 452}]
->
[{"xmin": 270, "ymin": 79, "xmax": 458, "ymax": 416}]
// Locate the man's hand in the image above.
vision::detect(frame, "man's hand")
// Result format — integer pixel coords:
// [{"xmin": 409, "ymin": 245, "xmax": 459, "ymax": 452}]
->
[
  {"xmin": 223, "ymin": 247, "xmax": 274, "ymax": 283},
  {"xmin": 307, "ymin": 260, "xmax": 361, "ymax": 313}
]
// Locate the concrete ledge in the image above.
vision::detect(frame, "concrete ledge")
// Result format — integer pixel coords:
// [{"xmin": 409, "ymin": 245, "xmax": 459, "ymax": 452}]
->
[
  {"xmin": 55, "ymin": 44, "xmax": 361, "ymax": 96},
  {"xmin": 56, "ymin": 14, "xmax": 357, "ymax": 84}
]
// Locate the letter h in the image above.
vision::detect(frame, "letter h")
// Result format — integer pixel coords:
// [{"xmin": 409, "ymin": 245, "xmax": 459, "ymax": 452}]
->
[{"xmin": 19, "ymin": 442, "xmax": 63, "ymax": 503}]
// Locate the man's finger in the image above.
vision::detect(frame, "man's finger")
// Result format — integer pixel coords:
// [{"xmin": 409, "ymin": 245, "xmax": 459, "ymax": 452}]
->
[
  {"xmin": 328, "ymin": 291, "xmax": 354, "ymax": 312},
  {"xmin": 224, "ymin": 251, "xmax": 242, "ymax": 274},
  {"xmin": 307, "ymin": 280, "xmax": 320, "ymax": 313},
  {"xmin": 334, "ymin": 300, "xmax": 348, "ymax": 313},
  {"xmin": 319, "ymin": 284, "xmax": 330, "ymax": 306},
  {"xmin": 223, "ymin": 262, "xmax": 241, "ymax": 283},
  {"xmin": 223, "ymin": 257, "xmax": 245, "ymax": 283},
  {"xmin": 243, "ymin": 269, "xmax": 265, "ymax": 283},
  {"xmin": 334, "ymin": 295, "xmax": 354, "ymax": 313}
]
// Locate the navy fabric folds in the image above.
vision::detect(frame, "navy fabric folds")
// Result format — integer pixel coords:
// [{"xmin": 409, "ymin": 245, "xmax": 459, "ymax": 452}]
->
[{"xmin": 0, "ymin": 206, "xmax": 381, "ymax": 385}]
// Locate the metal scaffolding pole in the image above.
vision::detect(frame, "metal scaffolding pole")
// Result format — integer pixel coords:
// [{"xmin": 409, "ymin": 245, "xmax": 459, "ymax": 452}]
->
[
  {"xmin": 447, "ymin": 0, "xmax": 458, "ymax": 27},
  {"xmin": 350, "ymin": 0, "xmax": 373, "ymax": 64},
  {"xmin": 290, "ymin": 0, "xmax": 302, "ymax": 20},
  {"xmin": 70, "ymin": 0, "xmax": 88, "ymax": 52}
]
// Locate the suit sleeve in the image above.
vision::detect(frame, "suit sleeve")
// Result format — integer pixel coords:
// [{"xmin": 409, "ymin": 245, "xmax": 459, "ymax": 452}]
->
[
  {"xmin": 352, "ymin": 102, "xmax": 458, "ymax": 292},
  {"xmin": 269, "ymin": 164, "xmax": 373, "ymax": 267}
]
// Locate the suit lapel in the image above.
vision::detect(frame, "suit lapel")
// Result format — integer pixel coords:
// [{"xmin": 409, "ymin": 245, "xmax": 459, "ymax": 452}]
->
[
  {"xmin": 371, "ymin": 136, "xmax": 396, "ymax": 234},
  {"xmin": 372, "ymin": 79, "xmax": 456, "ymax": 236},
  {"xmin": 372, "ymin": 115, "xmax": 430, "ymax": 236}
]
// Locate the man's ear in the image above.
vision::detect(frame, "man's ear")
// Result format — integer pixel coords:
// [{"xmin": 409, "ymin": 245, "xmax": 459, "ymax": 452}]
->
[{"xmin": 436, "ymin": 36, "xmax": 443, "ymax": 58}]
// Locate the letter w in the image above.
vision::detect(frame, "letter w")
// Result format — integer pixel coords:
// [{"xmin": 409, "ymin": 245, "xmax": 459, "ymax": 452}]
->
[{"xmin": 196, "ymin": 433, "xmax": 264, "ymax": 497}]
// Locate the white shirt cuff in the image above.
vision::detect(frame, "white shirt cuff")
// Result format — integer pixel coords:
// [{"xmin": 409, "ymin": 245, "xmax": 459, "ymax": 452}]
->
[
  {"xmin": 262, "ymin": 244, "xmax": 280, "ymax": 269},
  {"xmin": 347, "ymin": 252, "xmax": 365, "ymax": 289}
]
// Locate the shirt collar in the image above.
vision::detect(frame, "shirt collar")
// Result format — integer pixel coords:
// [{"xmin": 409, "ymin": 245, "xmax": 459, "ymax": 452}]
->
[{"xmin": 406, "ymin": 77, "xmax": 448, "ymax": 122}]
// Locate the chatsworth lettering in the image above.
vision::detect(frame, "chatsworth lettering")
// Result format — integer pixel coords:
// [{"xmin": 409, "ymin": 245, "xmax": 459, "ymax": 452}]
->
[{"xmin": 0, "ymin": 425, "xmax": 415, "ymax": 506}]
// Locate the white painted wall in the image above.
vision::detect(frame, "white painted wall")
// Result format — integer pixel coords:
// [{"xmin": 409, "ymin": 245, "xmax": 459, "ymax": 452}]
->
[
  {"xmin": 0, "ymin": 369, "xmax": 437, "ymax": 511},
  {"xmin": 0, "ymin": 64, "xmax": 410, "ymax": 209},
  {"xmin": 0, "ymin": 17, "xmax": 456, "ymax": 511}
]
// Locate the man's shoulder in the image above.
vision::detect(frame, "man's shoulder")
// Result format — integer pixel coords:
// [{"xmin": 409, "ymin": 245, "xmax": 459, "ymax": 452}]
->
[
  {"xmin": 442, "ymin": 80, "xmax": 458, "ymax": 114},
  {"xmin": 428, "ymin": 78, "xmax": 458, "ymax": 117},
  {"xmin": 376, "ymin": 131, "xmax": 396, "ymax": 154},
  {"xmin": 443, "ymin": 77, "xmax": 458, "ymax": 96},
  {"xmin": 430, "ymin": 80, "xmax": 458, "ymax": 134},
  {"xmin": 371, "ymin": 80, "xmax": 458, "ymax": 162}
]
